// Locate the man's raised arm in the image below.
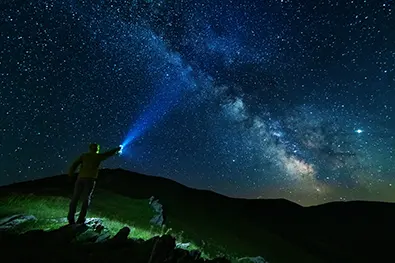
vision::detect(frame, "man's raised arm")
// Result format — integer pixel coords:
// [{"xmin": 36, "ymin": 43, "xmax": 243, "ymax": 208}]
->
[
  {"xmin": 68, "ymin": 155, "xmax": 83, "ymax": 177},
  {"xmin": 98, "ymin": 146, "xmax": 121, "ymax": 160}
]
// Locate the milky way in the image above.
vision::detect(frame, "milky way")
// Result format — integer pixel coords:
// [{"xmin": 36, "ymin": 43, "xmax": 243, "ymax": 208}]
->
[{"xmin": 1, "ymin": 0, "xmax": 394, "ymax": 205}]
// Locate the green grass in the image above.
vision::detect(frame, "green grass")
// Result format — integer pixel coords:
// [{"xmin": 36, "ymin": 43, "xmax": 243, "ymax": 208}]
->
[
  {"xmin": 0, "ymin": 190, "xmax": 320, "ymax": 263},
  {"xmin": 0, "ymin": 191, "xmax": 153, "ymax": 237},
  {"xmin": 0, "ymin": 191, "xmax": 210, "ymax": 259}
]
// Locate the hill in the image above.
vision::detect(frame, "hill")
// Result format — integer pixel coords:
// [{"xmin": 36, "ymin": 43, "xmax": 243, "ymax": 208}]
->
[{"xmin": 1, "ymin": 168, "xmax": 394, "ymax": 263}]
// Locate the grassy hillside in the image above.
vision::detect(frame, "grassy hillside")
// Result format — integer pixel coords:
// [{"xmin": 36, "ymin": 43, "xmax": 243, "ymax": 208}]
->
[
  {"xmin": 0, "ymin": 191, "xmax": 317, "ymax": 263},
  {"xmin": 0, "ymin": 190, "xmax": 208, "ymax": 255},
  {"xmin": 0, "ymin": 190, "xmax": 155, "ymax": 238},
  {"xmin": 6, "ymin": 168, "xmax": 395, "ymax": 263},
  {"xmin": 3, "ymin": 168, "xmax": 395, "ymax": 263},
  {"xmin": 0, "ymin": 169, "xmax": 322, "ymax": 263}
]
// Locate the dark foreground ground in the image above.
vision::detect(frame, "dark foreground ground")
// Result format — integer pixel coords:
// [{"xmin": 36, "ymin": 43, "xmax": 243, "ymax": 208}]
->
[
  {"xmin": 1, "ymin": 168, "xmax": 395, "ymax": 263},
  {"xmin": 0, "ymin": 216, "xmax": 232, "ymax": 263}
]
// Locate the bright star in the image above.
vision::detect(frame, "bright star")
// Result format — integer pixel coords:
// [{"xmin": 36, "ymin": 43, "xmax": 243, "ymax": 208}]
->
[{"xmin": 355, "ymin": 129, "xmax": 363, "ymax": 134}]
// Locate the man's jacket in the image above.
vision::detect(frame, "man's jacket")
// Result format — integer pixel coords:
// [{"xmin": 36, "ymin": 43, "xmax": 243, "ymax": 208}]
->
[{"xmin": 69, "ymin": 149, "xmax": 119, "ymax": 179}]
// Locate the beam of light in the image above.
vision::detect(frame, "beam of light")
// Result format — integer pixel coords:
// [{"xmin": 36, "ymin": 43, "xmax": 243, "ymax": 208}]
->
[
  {"xmin": 120, "ymin": 89, "xmax": 177, "ymax": 150},
  {"xmin": 120, "ymin": 65, "xmax": 196, "ymax": 153},
  {"xmin": 63, "ymin": 0, "xmax": 197, "ymax": 155}
]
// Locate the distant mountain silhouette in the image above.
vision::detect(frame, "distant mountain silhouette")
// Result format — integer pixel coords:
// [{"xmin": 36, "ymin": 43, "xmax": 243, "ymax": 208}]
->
[{"xmin": 1, "ymin": 168, "xmax": 394, "ymax": 263}]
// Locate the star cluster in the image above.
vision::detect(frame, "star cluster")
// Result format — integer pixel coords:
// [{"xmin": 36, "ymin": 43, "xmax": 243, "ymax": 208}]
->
[{"xmin": 1, "ymin": 0, "xmax": 394, "ymax": 205}]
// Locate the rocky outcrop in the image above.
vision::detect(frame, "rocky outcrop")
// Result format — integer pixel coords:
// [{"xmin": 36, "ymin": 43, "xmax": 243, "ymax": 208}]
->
[
  {"xmin": 237, "ymin": 256, "xmax": 268, "ymax": 263},
  {"xmin": 149, "ymin": 196, "xmax": 165, "ymax": 226},
  {"xmin": 0, "ymin": 214, "xmax": 37, "ymax": 230},
  {"xmin": 0, "ymin": 215, "xmax": 231, "ymax": 263}
]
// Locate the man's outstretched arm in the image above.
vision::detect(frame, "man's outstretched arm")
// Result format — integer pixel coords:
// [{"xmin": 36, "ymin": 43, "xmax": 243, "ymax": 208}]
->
[
  {"xmin": 98, "ymin": 146, "xmax": 121, "ymax": 160},
  {"xmin": 68, "ymin": 155, "xmax": 83, "ymax": 177}
]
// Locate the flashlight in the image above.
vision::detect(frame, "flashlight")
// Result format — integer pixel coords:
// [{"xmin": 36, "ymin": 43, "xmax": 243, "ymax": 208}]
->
[{"xmin": 119, "ymin": 144, "xmax": 124, "ymax": 154}]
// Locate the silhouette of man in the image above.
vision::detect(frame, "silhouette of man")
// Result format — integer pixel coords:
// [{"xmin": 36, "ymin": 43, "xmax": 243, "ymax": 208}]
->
[{"xmin": 67, "ymin": 143, "xmax": 121, "ymax": 224}]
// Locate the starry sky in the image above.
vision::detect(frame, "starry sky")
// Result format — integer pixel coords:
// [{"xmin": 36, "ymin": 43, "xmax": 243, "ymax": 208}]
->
[{"xmin": 1, "ymin": 0, "xmax": 394, "ymax": 205}]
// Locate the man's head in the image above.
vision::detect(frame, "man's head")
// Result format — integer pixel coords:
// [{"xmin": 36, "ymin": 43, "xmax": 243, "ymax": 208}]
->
[{"xmin": 89, "ymin": 143, "xmax": 100, "ymax": 153}]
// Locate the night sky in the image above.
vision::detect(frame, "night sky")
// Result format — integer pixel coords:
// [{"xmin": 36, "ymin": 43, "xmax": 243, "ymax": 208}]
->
[{"xmin": 1, "ymin": 0, "xmax": 394, "ymax": 205}]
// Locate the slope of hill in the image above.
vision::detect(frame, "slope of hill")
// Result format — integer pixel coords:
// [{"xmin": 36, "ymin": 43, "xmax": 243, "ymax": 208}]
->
[{"xmin": 1, "ymin": 168, "xmax": 394, "ymax": 263}]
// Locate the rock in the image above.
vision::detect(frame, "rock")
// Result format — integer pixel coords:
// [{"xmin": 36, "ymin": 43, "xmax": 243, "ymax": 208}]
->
[
  {"xmin": 150, "ymin": 214, "xmax": 164, "ymax": 226},
  {"xmin": 171, "ymin": 249, "xmax": 203, "ymax": 262},
  {"xmin": 176, "ymin": 241, "xmax": 191, "ymax": 249},
  {"xmin": 46, "ymin": 224, "xmax": 88, "ymax": 244},
  {"xmin": 84, "ymin": 217, "xmax": 104, "ymax": 228},
  {"xmin": 0, "ymin": 214, "xmax": 37, "ymax": 230},
  {"xmin": 171, "ymin": 248, "xmax": 205, "ymax": 263},
  {"xmin": 149, "ymin": 196, "xmax": 165, "ymax": 226},
  {"xmin": 189, "ymin": 250, "xmax": 202, "ymax": 259},
  {"xmin": 0, "ymin": 214, "xmax": 23, "ymax": 225},
  {"xmin": 0, "ymin": 220, "xmax": 237, "ymax": 263},
  {"xmin": 16, "ymin": 224, "xmax": 86, "ymax": 246},
  {"xmin": 111, "ymin": 226, "xmax": 130, "ymax": 242},
  {"xmin": 95, "ymin": 231, "xmax": 111, "ymax": 243},
  {"xmin": 206, "ymin": 257, "xmax": 232, "ymax": 263},
  {"xmin": 94, "ymin": 224, "xmax": 105, "ymax": 233},
  {"xmin": 46, "ymin": 217, "xmax": 68, "ymax": 224},
  {"xmin": 74, "ymin": 228, "xmax": 103, "ymax": 243},
  {"xmin": 144, "ymin": 235, "xmax": 176, "ymax": 263},
  {"xmin": 82, "ymin": 218, "xmax": 106, "ymax": 234},
  {"xmin": 237, "ymin": 256, "xmax": 267, "ymax": 263}
]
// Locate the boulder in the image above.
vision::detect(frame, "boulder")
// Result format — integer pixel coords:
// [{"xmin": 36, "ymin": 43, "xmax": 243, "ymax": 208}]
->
[
  {"xmin": 237, "ymin": 256, "xmax": 267, "ymax": 263},
  {"xmin": 147, "ymin": 235, "xmax": 176, "ymax": 263},
  {"xmin": 111, "ymin": 226, "xmax": 131, "ymax": 242},
  {"xmin": 189, "ymin": 250, "xmax": 202, "ymax": 259},
  {"xmin": 0, "ymin": 217, "xmax": 236, "ymax": 263},
  {"xmin": 74, "ymin": 228, "xmax": 106, "ymax": 243},
  {"xmin": 206, "ymin": 257, "xmax": 231, "ymax": 263},
  {"xmin": 0, "ymin": 214, "xmax": 37, "ymax": 230},
  {"xmin": 149, "ymin": 196, "xmax": 165, "ymax": 226},
  {"xmin": 176, "ymin": 241, "xmax": 191, "ymax": 249}
]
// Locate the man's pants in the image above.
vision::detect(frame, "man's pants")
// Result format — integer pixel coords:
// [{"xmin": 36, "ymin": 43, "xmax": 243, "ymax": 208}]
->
[{"xmin": 67, "ymin": 177, "xmax": 96, "ymax": 224}]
